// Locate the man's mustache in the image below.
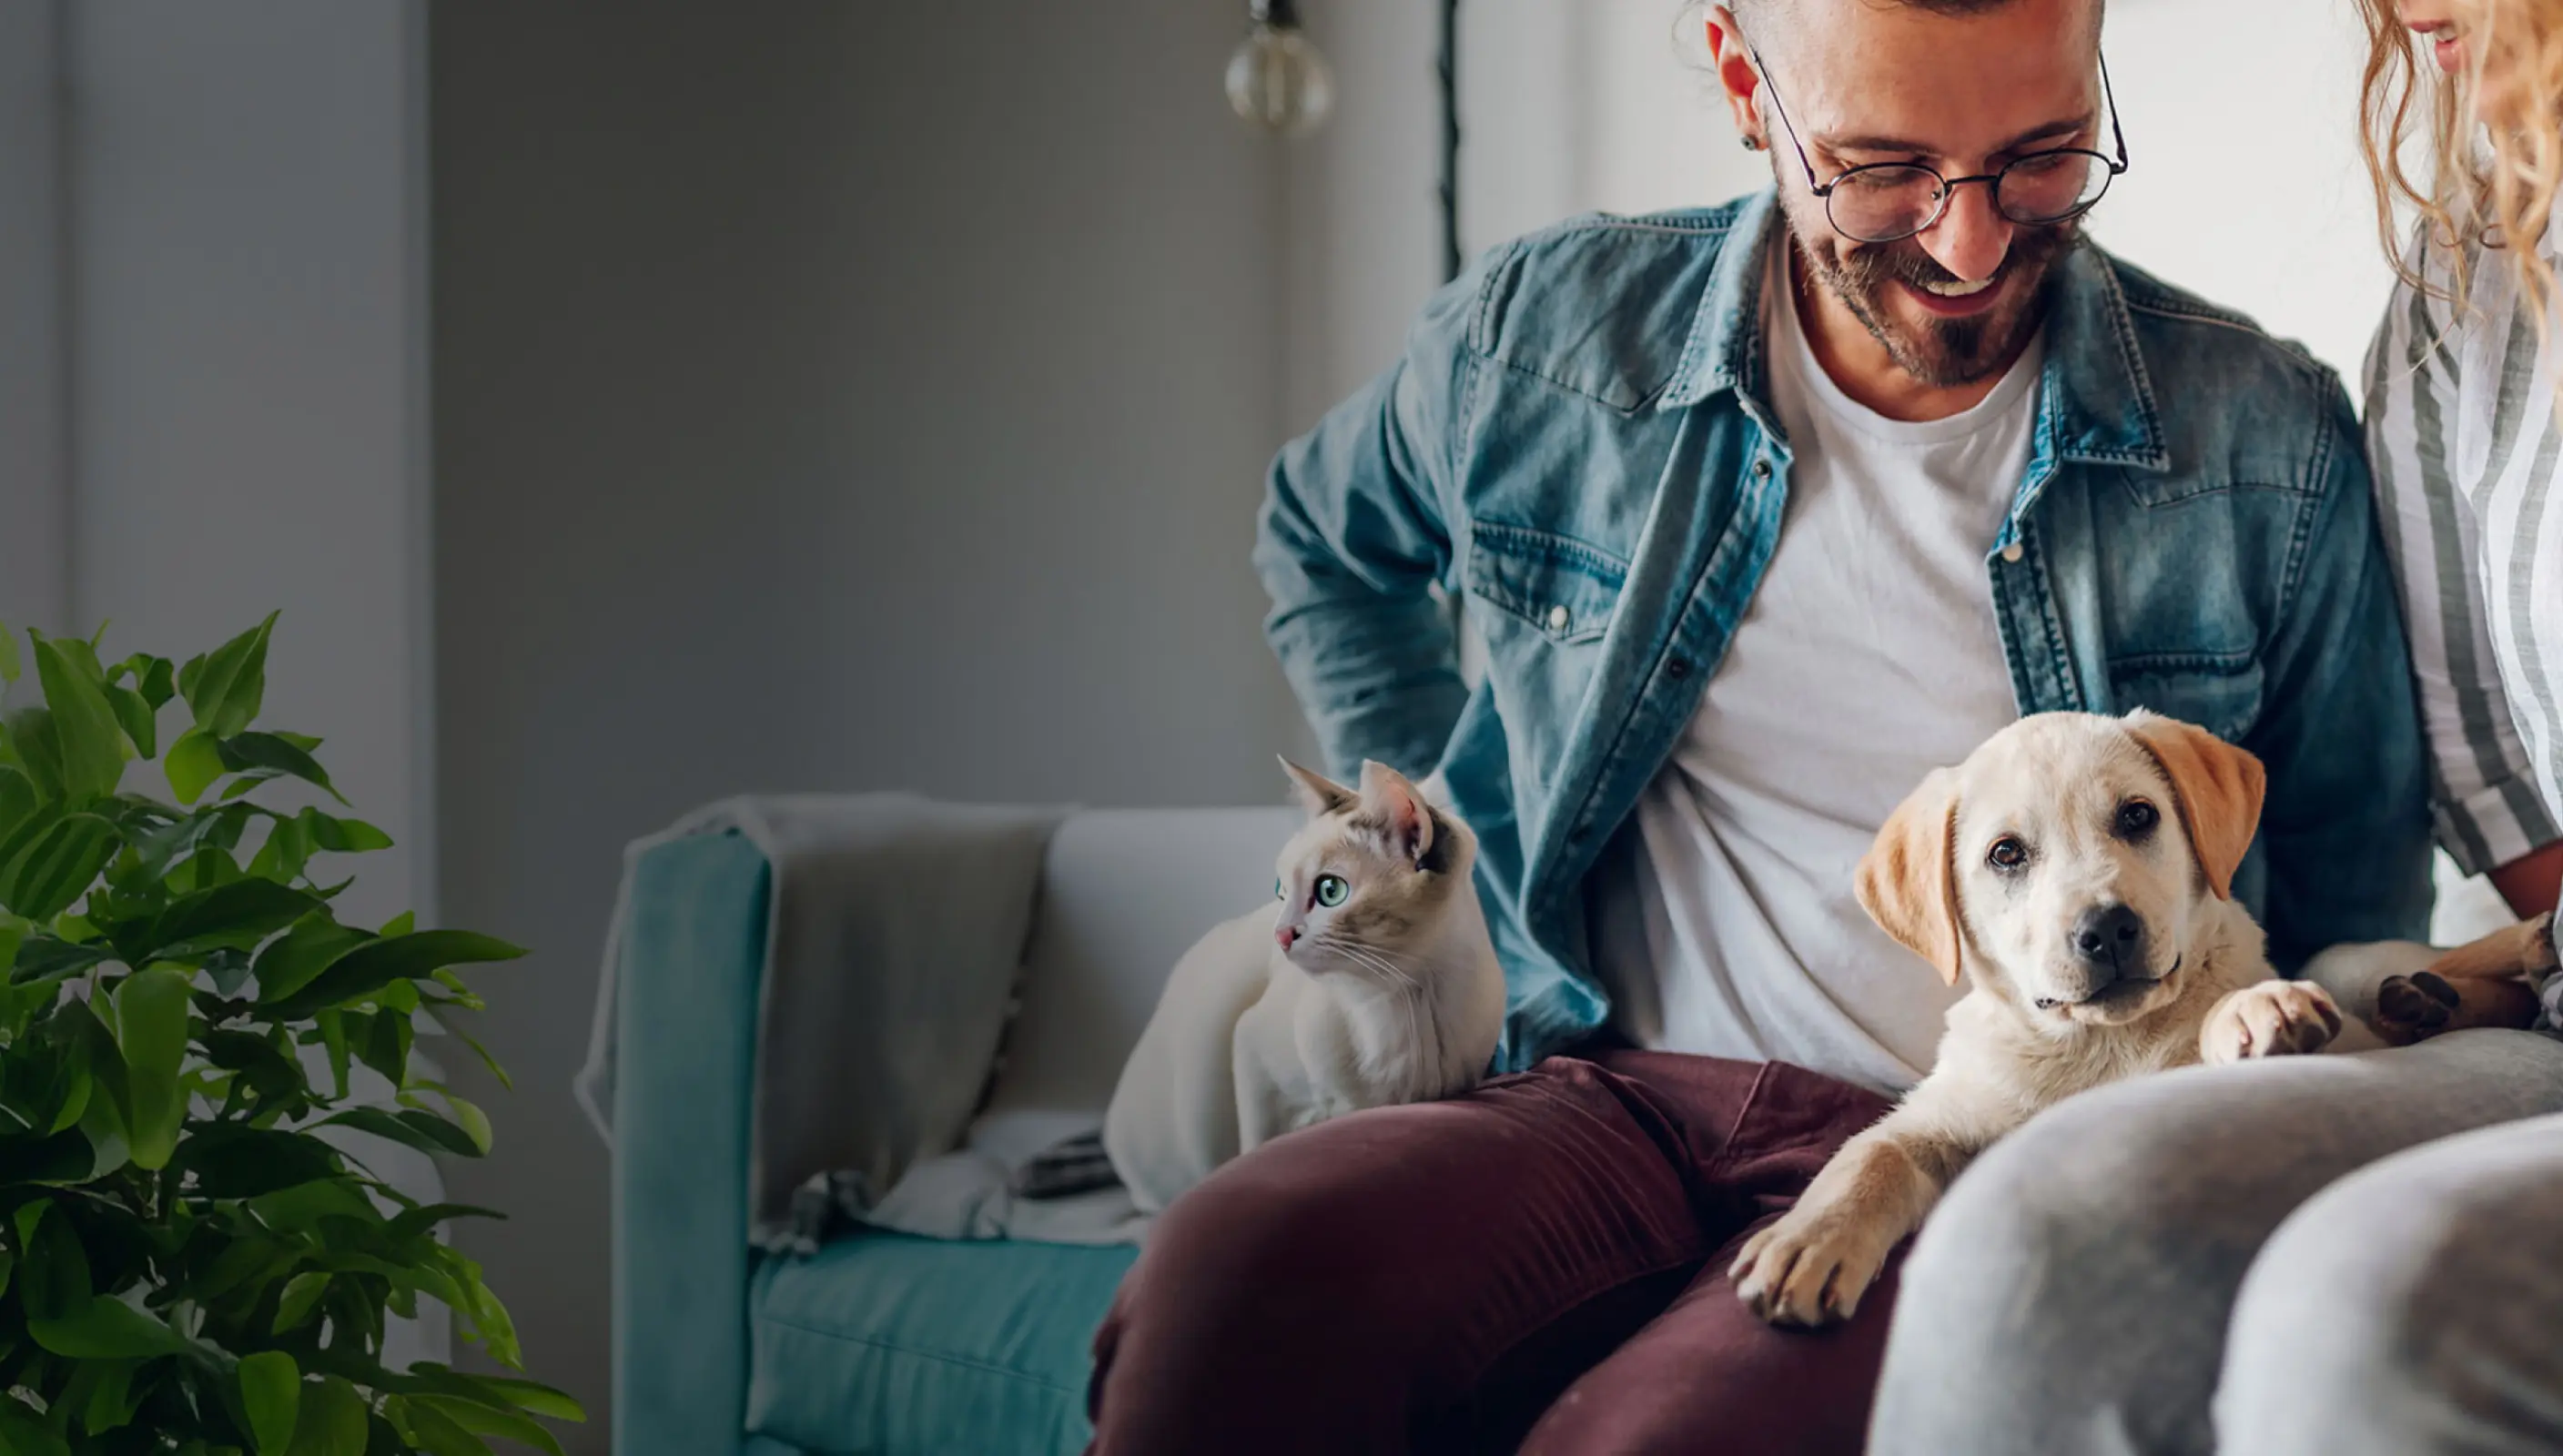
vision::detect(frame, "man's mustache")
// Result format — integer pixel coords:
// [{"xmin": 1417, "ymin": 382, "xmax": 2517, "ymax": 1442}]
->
[{"xmin": 1833, "ymin": 225, "xmax": 2078, "ymax": 295}]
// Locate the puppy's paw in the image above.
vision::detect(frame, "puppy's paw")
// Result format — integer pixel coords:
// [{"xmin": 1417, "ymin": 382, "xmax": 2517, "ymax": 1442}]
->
[
  {"xmin": 2203, "ymin": 980, "xmax": 2344, "ymax": 1065},
  {"xmin": 1727, "ymin": 1204, "xmax": 1891, "ymax": 1329},
  {"xmin": 2373, "ymin": 970, "xmax": 2460, "ymax": 1046},
  {"xmin": 2528, "ymin": 913, "xmax": 2559, "ymax": 976}
]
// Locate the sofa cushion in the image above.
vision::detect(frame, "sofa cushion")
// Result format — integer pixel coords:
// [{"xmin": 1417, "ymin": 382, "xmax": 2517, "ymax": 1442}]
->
[{"xmin": 746, "ymin": 1231, "xmax": 1137, "ymax": 1456}]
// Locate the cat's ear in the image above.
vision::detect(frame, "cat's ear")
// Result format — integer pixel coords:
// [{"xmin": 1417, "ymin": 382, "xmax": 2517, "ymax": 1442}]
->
[
  {"xmin": 1278, "ymin": 756, "xmax": 1355, "ymax": 817},
  {"xmin": 1358, "ymin": 760, "xmax": 1435, "ymax": 867}
]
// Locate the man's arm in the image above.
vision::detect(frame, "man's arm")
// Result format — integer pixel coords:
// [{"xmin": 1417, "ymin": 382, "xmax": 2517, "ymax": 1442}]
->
[
  {"xmin": 2250, "ymin": 379, "xmax": 2436, "ymax": 968},
  {"xmin": 1252, "ymin": 266, "xmax": 1494, "ymax": 780}
]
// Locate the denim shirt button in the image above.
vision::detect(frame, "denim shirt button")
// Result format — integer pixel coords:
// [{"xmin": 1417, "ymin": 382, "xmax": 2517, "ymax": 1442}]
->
[
  {"xmin": 2001, "ymin": 541, "xmax": 2025, "ymax": 564},
  {"xmin": 1547, "ymin": 604, "xmax": 1572, "ymax": 632}
]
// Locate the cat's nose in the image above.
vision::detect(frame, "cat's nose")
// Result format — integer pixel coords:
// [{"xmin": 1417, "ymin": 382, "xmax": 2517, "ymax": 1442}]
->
[{"xmin": 1275, "ymin": 925, "xmax": 1298, "ymax": 950}]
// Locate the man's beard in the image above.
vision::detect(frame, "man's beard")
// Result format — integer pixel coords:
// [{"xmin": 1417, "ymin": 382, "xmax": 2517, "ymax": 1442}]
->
[{"xmin": 1790, "ymin": 219, "xmax": 2076, "ymax": 389}]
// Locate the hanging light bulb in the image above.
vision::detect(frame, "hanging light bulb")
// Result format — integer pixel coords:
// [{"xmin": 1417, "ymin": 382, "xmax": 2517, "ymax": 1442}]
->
[{"xmin": 1227, "ymin": 0, "xmax": 1334, "ymax": 137}]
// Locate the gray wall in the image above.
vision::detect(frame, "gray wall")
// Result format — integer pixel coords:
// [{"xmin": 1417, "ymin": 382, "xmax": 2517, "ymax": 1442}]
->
[
  {"xmin": 0, "ymin": 0, "xmax": 64, "ymax": 637},
  {"xmin": 63, "ymin": 0, "xmax": 433, "ymax": 934},
  {"xmin": 430, "ymin": 5, "xmax": 1310, "ymax": 1441}
]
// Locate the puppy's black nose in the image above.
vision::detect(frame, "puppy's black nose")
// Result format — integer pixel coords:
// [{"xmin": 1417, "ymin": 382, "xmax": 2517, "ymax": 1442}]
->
[{"xmin": 2071, "ymin": 904, "xmax": 2144, "ymax": 974}]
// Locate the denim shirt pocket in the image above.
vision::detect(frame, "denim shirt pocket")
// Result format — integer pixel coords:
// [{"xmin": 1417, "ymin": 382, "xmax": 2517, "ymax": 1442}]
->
[
  {"xmin": 2108, "ymin": 652, "xmax": 2265, "ymax": 744},
  {"xmin": 1465, "ymin": 521, "xmax": 1627, "ymax": 646}
]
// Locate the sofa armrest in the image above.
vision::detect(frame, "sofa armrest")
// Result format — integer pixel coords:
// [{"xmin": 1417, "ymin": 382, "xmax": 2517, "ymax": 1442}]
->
[{"xmin": 613, "ymin": 831, "xmax": 771, "ymax": 1456}]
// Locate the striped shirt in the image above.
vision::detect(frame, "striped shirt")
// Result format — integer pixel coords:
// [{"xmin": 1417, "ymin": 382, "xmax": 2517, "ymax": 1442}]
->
[{"xmin": 2365, "ymin": 224, "xmax": 2563, "ymax": 874}]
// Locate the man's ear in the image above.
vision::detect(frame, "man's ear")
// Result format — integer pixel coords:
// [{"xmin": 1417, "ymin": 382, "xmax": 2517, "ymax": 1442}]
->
[
  {"xmin": 1857, "ymin": 767, "xmax": 1966, "ymax": 986},
  {"xmin": 2122, "ymin": 711, "xmax": 2266, "ymax": 902},
  {"xmin": 1278, "ymin": 756, "xmax": 1354, "ymax": 818},
  {"xmin": 1703, "ymin": 5, "xmax": 1767, "ymax": 150}
]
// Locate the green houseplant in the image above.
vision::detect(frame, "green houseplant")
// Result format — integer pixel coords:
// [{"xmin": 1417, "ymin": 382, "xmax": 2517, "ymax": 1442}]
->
[{"xmin": 0, "ymin": 616, "xmax": 580, "ymax": 1453}]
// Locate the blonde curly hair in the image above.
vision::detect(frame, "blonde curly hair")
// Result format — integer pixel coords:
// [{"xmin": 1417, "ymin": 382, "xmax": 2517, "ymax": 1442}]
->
[{"xmin": 2358, "ymin": 0, "xmax": 2563, "ymax": 321}]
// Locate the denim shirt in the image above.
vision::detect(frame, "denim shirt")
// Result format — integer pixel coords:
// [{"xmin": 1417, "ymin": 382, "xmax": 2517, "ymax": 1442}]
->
[{"xmin": 1255, "ymin": 190, "xmax": 2434, "ymax": 1072}]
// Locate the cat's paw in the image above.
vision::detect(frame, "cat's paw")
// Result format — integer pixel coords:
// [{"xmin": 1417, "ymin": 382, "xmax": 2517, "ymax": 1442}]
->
[{"xmin": 1728, "ymin": 1201, "xmax": 1894, "ymax": 1328}]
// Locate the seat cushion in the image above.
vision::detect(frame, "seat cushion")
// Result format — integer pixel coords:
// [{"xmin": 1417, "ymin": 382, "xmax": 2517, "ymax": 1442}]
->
[{"xmin": 746, "ymin": 1231, "xmax": 1137, "ymax": 1456}]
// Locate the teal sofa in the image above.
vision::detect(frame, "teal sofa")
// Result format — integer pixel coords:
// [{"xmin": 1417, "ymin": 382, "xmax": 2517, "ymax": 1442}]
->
[{"xmin": 607, "ymin": 805, "xmax": 1297, "ymax": 1455}]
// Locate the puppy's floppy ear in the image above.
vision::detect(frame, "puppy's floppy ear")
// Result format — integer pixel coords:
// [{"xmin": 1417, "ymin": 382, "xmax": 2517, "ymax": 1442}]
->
[
  {"xmin": 1278, "ymin": 756, "xmax": 1354, "ymax": 817},
  {"xmin": 1858, "ymin": 767, "xmax": 1965, "ymax": 986},
  {"xmin": 2122, "ymin": 711, "xmax": 2266, "ymax": 902}
]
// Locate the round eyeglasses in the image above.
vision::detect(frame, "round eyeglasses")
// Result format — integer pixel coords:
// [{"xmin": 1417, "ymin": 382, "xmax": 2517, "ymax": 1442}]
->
[{"xmin": 1745, "ymin": 41, "xmax": 2130, "ymax": 246}]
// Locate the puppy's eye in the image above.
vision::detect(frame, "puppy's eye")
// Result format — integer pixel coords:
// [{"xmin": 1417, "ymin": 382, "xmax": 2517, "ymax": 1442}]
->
[
  {"xmin": 2116, "ymin": 800, "xmax": 2161, "ymax": 837},
  {"xmin": 1987, "ymin": 836, "xmax": 2029, "ymax": 871}
]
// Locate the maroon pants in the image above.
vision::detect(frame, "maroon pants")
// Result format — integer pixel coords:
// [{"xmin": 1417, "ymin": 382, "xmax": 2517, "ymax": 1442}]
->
[{"xmin": 1087, "ymin": 1052, "xmax": 1904, "ymax": 1455}]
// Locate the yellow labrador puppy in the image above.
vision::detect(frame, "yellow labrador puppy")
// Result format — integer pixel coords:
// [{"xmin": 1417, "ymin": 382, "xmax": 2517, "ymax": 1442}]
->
[{"xmin": 1729, "ymin": 708, "xmax": 2541, "ymax": 1329}]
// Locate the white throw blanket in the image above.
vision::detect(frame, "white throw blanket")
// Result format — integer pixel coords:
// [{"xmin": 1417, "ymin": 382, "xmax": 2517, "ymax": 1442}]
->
[{"xmin": 577, "ymin": 793, "xmax": 1145, "ymax": 1248}]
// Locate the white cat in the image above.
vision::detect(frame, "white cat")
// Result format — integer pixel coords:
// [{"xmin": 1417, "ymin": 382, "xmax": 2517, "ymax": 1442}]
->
[{"xmin": 1103, "ymin": 757, "xmax": 1507, "ymax": 1215}]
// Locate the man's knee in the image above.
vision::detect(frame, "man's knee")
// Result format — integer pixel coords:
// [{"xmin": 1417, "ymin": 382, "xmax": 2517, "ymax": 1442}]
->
[
  {"xmin": 1902, "ymin": 1084, "xmax": 2211, "ymax": 1322},
  {"xmin": 2222, "ymin": 1138, "xmax": 2563, "ymax": 1454},
  {"xmin": 1111, "ymin": 1155, "xmax": 1384, "ymax": 1350},
  {"xmin": 1877, "ymin": 1080, "xmax": 2258, "ymax": 1456}
]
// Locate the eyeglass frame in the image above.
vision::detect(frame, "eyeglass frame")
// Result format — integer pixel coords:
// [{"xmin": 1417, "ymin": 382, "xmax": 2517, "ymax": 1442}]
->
[{"xmin": 1742, "ymin": 37, "xmax": 2131, "ymax": 245}]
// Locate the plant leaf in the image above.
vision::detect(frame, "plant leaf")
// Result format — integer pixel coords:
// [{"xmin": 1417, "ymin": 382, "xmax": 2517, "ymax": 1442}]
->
[
  {"xmin": 143, "ymin": 877, "xmax": 324, "ymax": 963},
  {"xmin": 183, "ymin": 612, "xmax": 279, "ymax": 740},
  {"xmin": 105, "ymin": 682, "xmax": 157, "ymax": 760},
  {"xmin": 253, "ymin": 918, "xmax": 373, "ymax": 1005},
  {"xmin": 15, "ymin": 1198, "xmax": 89, "ymax": 1317},
  {"xmin": 357, "ymin": 1008, "xmax": 414, "ymax": 1088},
  {"xmin": 440, "ymin": 1097, "xmax": 492, "ymax": 1157},
  {"xmin": 0, "ymin": 810, "xmax": 119, "ymax": 922},
  {"xmin": 172, "ymin": 1122, "xmax": 342, "ymax": 1198},
  {"xmin": 266, "ymin": 931, "xmax": 526, "ymax": 1018},
  {"xmin": 273, "ymin": 1269, "xmax": 331, "ymax": 1333},
  {"xmin": 317, "ymin": 1107, "xmax": 479, "ymax": 1160},
  {"xmin": 166, "ymin": 727, "xmax": 226, "ymax": 806},
  {"xmin": 300, "ymin": 809, "xmax": 393, "ymax": 854},
  {"xmin": 0, "ymin": 766, "xmax": 34, "ymax": 842},
  {"xmin": 29, "ymin": 1293, "xmax": 198, "ymax": 1359},
  {"xmin": 414, "ymin": 1396, "xmax": 564, "ymax": 1456},
  {"xmin": 31, "ymin": 633, "xmax": 129, "ymax": 804},
  {"xmin": 0, "ymin": 1127, "xmax": 96, "ymax": 1186},
  {"xmin": 11, "ymin": 935, "xmax": 114, "ymax": 987},
  {"xmin": 0, "ymin": 1404, "xmax": 70, "ymax": 1456},
  {"xmin": 406, "ymin": 1367, "xmax": 584, "ymax": 1424},
  {"xmin": 0, "ymin": 622, "xmax": 18, "ymax": 685},
  {"xmin": 316, "ymin": 1007, "xmax": 351, "ymax": 1101},
  {"xmin": 5, "ymin": 707, "xmax": 66, "ymax": 800},
  {"xmin": 77, "ymin": 1356, "xmax": 139, "ymax": 1435},
  {"xmin": 240, "ymin": 1350, "xmax": 302, "ymax": 1454},
  {"xmin": 388, "ymin": 1396, "xmax": 496, "ymax": 1456},
  {"xmin": 288, "ymin": 1374, "xmax": 371, "ymax": 1456},
  {"xmin": 218, "ymin": 733, "xmax": 345, "ymax": 807},
  {"xmin": 249, "ymin": 814, "xmax": 314, "ymax": 884},
  {"xmin": 112, "ymin": 966, "xmax": 192, "ymax": 1169}
]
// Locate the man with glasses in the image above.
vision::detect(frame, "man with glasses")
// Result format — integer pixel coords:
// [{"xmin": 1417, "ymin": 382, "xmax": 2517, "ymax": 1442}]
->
[{"xmin": 1084, "ymin": 0, "xmax": 2430, "ymax": 1451}]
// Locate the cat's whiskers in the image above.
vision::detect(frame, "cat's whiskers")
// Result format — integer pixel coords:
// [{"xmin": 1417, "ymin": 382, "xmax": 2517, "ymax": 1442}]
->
[{"xmin": 1311, "ymin": 935, "xmax": 1434, "ymax": 1087}]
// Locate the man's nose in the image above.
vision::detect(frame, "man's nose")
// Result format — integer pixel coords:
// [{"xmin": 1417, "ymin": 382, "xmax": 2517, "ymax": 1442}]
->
[{"xmin": 1919, "ymin": 182, "xmax": 2013, "ymax": 284}]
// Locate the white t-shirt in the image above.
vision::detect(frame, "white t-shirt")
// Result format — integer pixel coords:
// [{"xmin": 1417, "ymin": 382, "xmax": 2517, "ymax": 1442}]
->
[{"xmin": 1590, "ymin": 247, "xmax": 2038, "ymax": 1092}]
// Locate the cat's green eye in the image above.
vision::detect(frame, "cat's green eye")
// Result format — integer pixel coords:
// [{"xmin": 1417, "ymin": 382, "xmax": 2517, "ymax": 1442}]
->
[{"xmin": 1315, "ymin": 875, "xmax": 1350, "ymax": 908}]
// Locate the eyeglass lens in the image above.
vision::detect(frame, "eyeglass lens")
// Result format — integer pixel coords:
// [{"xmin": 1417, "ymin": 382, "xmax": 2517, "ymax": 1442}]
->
[{"xmin": 1826, "ymin": 152, "xmax": 2115, "ymax": 244}]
